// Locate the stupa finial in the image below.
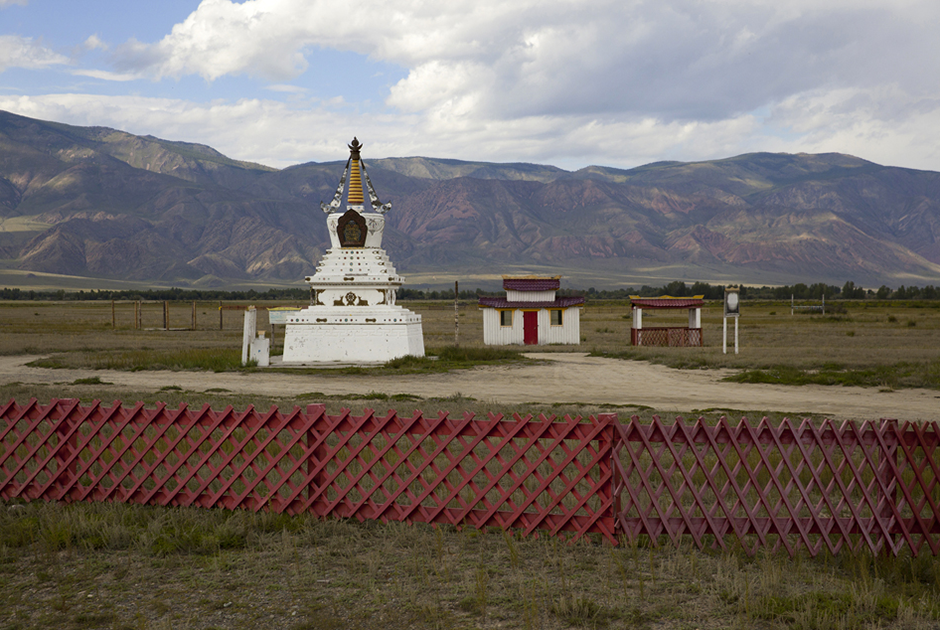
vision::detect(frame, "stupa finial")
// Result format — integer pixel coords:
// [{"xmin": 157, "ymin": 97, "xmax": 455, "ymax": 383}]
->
[
  {"xmin": 348, "ymin": 137, "xmax": 363, "ymax": 160},
  {"xmin": 347, "ymin": 137, "xmax": 364, "ymax": 206}
]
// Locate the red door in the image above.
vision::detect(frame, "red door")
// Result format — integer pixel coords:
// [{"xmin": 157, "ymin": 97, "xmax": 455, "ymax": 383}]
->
[{"xmin": 523, "ymin": 311, "xmax": 538, "ymax": 345}]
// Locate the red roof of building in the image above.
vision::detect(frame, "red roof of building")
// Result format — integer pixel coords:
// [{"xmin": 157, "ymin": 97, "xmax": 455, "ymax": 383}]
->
[
  {"xmin": 630, "ymin": 297, "xmax": 704, "ymax": 309},
  {"xmin": 478, "ymin": 296, "xmax": 585, "ymax": 309},
  {"xmin": 503, "ymin": 277, "xmax": 561, "ymax": 292}
]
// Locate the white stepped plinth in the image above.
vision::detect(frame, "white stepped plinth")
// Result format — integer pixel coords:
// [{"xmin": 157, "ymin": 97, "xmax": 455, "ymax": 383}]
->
[{"xmin": 281, "ymin": 304, "xmax": 424, "ymax": 364}]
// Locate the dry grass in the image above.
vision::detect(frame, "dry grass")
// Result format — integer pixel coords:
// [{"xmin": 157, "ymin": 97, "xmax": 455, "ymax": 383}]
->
[
  {"xmin": 582, "ymin": 301, "xmax": 940, "ymax": 389},
  {"xmin": 1, "ymin": 500, "xmax": 939, "ymax": 630},
  {"xmin": 582, "ymin": 301, "xmax": 940, "ymax": 370},
  {"xmin": 2, "ymin": 299, "xmax": 940, "ymax": 628},
  {"xmin": 3, "ymin": 298, "xmax": 939, "ymax": 392},
  {"xmin": 3, "ymin": 298, "xmax": 939, "ymax": 368}
]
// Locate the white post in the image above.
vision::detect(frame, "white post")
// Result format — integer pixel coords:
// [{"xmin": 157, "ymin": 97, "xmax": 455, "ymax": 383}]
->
[
  {"xmin": 242, "ymin": 307, "xmax": 257, "ymax": 366},
  {"xmin": 250, "ymin": 331, "xmax": 270, "ymax": 367},
  {"xmin": 734, "ymin": 316, "xmax": 739, "ymax": 354},
  {"xmin": 723, "ymin": 316, "xmax": 728, "ymax": 354}
]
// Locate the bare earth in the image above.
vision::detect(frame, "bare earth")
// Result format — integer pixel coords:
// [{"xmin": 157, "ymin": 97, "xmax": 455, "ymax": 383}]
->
[{"xmin": 2, "ymin": 353, "xmax": 938, "ymax": 422}]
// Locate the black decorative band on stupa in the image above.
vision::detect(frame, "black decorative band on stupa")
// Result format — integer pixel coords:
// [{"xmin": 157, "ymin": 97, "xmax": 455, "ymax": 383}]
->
[{"xmin": 337, "ymin": 209, "xmax": 367, "ymax": 247}]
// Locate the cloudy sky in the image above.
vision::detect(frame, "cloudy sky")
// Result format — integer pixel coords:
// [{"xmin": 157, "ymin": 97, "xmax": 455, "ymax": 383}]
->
[{"xmin": 1, "ymin": 0, "xmax": 938, "ymax": 171}]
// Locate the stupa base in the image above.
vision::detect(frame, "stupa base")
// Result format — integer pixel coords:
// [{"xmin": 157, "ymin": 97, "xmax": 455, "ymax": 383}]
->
[{"xmin": 280, "ymin": 306, "xmax": 424, "ymax": 364}]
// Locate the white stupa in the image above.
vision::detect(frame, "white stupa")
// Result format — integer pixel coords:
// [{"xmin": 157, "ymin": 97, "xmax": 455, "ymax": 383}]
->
[{"xmin": 280, "ymin": 138, "xmax": 425, "ymax": 365}]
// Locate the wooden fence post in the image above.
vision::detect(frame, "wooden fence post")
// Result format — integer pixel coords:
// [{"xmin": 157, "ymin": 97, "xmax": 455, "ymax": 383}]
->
[
  {"xmin": 164, "ymin": 301, "xmax": 169, "ymax": 330},
  {"xmin": 598, "ymin": 412, "xmax": 619, "ymax": 541},
  {"xmin": 192, "ymin": 301, "xmax": 196, "ymax": 331}
]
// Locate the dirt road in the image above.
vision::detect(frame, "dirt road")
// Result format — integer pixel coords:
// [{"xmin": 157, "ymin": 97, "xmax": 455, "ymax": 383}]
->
[{"xmin": 2, "ymin": 353, "xmax": 937, "ymax": 422}]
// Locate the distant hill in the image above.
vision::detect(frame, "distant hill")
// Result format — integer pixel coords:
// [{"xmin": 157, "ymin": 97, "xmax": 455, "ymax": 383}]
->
[{"xmin": 1, "ymin": 109, "xmax": 939, "ymax": 290}]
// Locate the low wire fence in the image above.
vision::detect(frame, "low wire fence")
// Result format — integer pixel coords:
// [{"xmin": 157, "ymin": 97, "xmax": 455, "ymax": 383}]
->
[{"xmin": 1, "ymin": 399, "xmax": 937, "ymax": 556}]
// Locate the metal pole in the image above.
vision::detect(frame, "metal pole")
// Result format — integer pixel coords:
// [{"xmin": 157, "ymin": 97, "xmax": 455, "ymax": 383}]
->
[
  {"xmin": 164, "ymin": 301, "xmax": 169, "ymax": 330},
  {"xmin": 454, "ymin": 280, "xmax": 459, "ymax": 347},
  {"xmin": 135, "ymin": 301, "xmax": 140, "ymax": 330},
  {"xmin": 192, "ymin": 301, "xmax": 196, "ymax": 330},
  {"xmin": 111, "ymin": 299, "xmax": 115, "ymax": 329},
  {"xmin": 219, "ymin": 301, "xmax": 223, "ymax": 330}
]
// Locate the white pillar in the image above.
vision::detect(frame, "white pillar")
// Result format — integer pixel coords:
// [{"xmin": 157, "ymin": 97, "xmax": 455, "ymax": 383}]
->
[
  {"xmin": 242, "ymin": 307, "xmax": 257, "ymax": 365},
  {"xmin": 734, "ymin": 317, "xmax": 739, "ymax": 354},
  {"xmin": 633, "ymin": 307, "xmax": 642, "ymax": 329},
  {"xmin": 688, "ymin": 307, "xmax": 701, "ymax": 329},
  {"xmin": 250, "ymin": 332, "xmax": 270, "ymax": 367},
  {"xmin": 723, "ymin": 317, "xmax": 728, "ymax": 354}
]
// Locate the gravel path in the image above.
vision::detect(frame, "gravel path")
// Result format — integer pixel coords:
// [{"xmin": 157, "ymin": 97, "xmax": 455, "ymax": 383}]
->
[{"xmin": 2, "ymin": 353, "xmax": 937, "ymax": 422}]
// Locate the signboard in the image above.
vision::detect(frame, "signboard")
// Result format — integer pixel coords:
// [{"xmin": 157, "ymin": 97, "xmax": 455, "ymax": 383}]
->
[
  {"xmin": 724, "ymin": 287, "xmax": 740, "ymax": 318},
  {"xmin": 267, "ymin": 307, "xmax": 302, "ymax": 325}
]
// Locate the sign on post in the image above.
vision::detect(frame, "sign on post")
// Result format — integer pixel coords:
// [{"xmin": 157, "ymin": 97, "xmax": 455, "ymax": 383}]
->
[{"xmin": 723, "ymin": 287, "xmax": 740, "ymax": 354}]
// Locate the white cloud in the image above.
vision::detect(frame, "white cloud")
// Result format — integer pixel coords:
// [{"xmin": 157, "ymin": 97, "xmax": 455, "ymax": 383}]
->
[
  {"xmin": 82, "ymin": 35, "xmax": 107, "ymax": 52},
  {"xmin": 265, "ymin": 84, "xmax": 307, "ymax": 94},
  {"xmin": 97, "ymin": 0, "xmax": 940, "ymax": 160},
  {"xmin": 71, "ymin": 69, "xmax": 141, "ymax": 82},
  {"xmin": 3, "ymin": 89, "xmax": 938, "ymax": 174},
  {"xmin": 0, "ymin": 35, "xmax": 69, "ymax": 72},
  {"xmin": 110, "ymin": 0, "xmax": 940, "ymax": 120},
  {"xmin": 0, "ymin": 0, "xmax": 28, "ymax": 7},
  {"xmin": 6, "ymin": 0, "xmax": 940, "ymax": 172},
  {"xmin": 767, "ymin": 87, "xmax": 940, "ymax": 170}
]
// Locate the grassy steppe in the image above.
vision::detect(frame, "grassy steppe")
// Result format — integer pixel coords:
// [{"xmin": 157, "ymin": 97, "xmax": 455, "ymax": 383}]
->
[
  {"xmin": 2, "ymin": 299, "xmax": 940, "ymax": 629},
  {"xmin": 1, "ymin": 299, "xmax": 938, "ymax": 387},
  {"xmin": 582, "ymin": 300, "xmax": 940, "ymax": 390},
  {"xmin": 1, "ymin": 500, "xmax": 939, "ymax": 630}
]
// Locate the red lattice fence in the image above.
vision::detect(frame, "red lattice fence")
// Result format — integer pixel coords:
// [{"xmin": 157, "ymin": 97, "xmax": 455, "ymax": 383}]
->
[
  {"xmin": 614, "ymin": 416, "xmax": 940, "ymax": 557},
  {"xmin": 0, "ymin": 399, "xmax": 616, "ymax": 543},
  {"xmin": 2, "ymin": 399, "xmax": 938, "ymax": 555}
]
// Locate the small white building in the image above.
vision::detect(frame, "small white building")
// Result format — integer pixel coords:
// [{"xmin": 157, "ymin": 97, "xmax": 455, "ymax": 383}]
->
[{"xmin": 478, "ymin": 276, "xmax": 584, "ymax": 345}]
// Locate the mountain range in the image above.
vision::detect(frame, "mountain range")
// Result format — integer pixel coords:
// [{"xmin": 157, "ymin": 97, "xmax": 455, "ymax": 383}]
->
[{"xmin": 1, "ymin": 109, "xmax": 939, "ymax": 290}]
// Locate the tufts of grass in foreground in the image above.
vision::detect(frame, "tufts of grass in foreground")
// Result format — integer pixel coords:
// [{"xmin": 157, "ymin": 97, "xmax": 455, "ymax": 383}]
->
[
  {"xmin": 417, "ymin": 345, "xmax": 528, "ymax": 368},
  {"xmin": 28, "ymin": 348, "xmax": 246, "ymax": 372},
  {"xmin": 1, "ymin": 500, "xmax": 940, "ymax": 630},
  {"xmin": 327, "ymin": 345, "xmax": 534, "ymax": 376},
  {"xmin": 28, "ymin": 344, "xmax": 531, "ymax": 376},
  {"xmin": 724, "ymin": 359, "xmax": 940, "ymax": 390},
  {"xmin": 594, "ymin": 346, "xmax": 940, "ymax": 391}
]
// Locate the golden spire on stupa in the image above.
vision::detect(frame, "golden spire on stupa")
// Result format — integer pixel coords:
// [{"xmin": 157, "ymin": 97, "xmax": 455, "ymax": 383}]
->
[{"xmin": 347, "ymin": 137, "xmax": 364, "ymax": 205}]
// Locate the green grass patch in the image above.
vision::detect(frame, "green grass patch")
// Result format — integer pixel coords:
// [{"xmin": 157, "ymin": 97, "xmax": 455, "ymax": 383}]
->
[
  {"xmin": 28, "ymin": 348, "xmax": 246, "ymax": 372},
  {"xmin": 324, "ymin": 345, "xmax": 534, "ymax": 376},
  {"xmin": 71, "ymin": 376, "xmax": 110, "ymax": 385},
  {"xmin": 724, "ymin": 359, "xmax": 940, "ymax": 390},
  {"xmin": 589, "ymin": 347, "xmax": 716, "ymax": 370},
  {"xmin": 31, "ymin": 345, "xmax": 533, "ymax": 376}
]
